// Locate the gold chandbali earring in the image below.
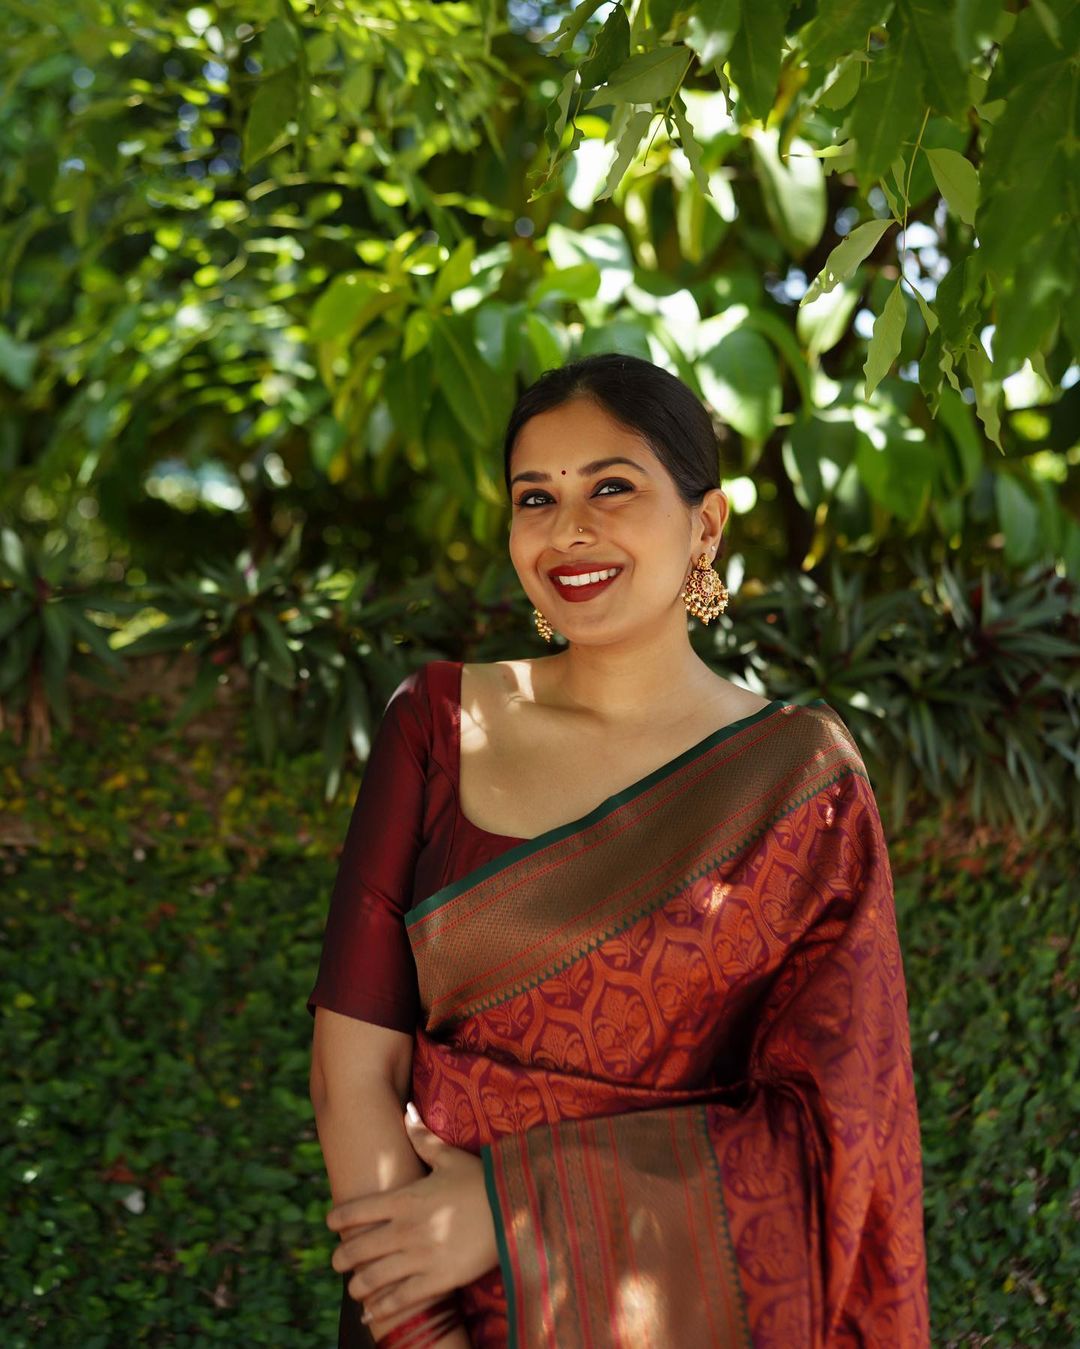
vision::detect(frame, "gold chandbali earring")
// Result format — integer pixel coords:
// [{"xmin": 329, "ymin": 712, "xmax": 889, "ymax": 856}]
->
[{"xmin": 681, "ymin": 551, "xmax": 729, "ymax": 624}]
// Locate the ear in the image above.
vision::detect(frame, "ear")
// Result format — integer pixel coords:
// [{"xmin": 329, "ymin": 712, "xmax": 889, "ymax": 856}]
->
[{"xmin": 697, "ymin": 485, "xmax": 728, "ymax": 556}]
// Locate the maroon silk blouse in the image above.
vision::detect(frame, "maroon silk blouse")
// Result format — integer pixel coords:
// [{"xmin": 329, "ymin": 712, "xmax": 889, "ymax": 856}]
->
[{"xmin": 307, "ymin": 659, "xmax": 526, "ymax": 1033}]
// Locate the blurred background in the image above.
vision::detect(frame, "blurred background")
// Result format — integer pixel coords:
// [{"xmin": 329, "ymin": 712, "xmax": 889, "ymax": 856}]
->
[{"xmin": 1, "ymin": 1, "xmax": 1077, "ymax": 1344}]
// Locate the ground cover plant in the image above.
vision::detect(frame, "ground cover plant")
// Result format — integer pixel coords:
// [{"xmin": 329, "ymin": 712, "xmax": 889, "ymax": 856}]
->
[{"xmin": 2, "ymin": 680, "xmax": 1076, "ymax": 1346}]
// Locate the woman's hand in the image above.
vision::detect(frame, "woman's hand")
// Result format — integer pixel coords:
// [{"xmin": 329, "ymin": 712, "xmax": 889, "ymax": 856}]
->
[{"xmin": 327, "ymin": 1102, "xmax": 499, "ymax": 1325}]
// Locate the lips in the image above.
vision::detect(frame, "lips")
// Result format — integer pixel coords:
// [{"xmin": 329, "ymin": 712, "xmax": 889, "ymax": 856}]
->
[{"xmin": 548, "ymin": 566, "xmax": 624, "ymax": 603}]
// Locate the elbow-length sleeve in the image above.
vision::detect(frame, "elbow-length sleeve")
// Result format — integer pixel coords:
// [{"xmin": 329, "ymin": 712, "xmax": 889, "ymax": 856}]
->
[{"xmin": 306, "ymin": 666, "xmax": 432, "ymax": 1034}]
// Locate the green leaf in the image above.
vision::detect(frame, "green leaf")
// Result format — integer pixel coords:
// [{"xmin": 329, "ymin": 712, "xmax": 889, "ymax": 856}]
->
[
  {"xmin": 0, "ymin": 528, "xmax": 30, "ymax": 585},
  {"xmin": 525, "ymin": 311, "xmax": 567, "ymax": 375},
  {"xmin": 750, "ymin": 127, "xmax": 827, "ymax": 259},
  {"xmin": 253, "ymin": 610, "xmax": 296, "ymax": 688},
  {"xmin": 799, "ymin": 0, "xmax": 889, "ymax": 70},
  {"xmin": 243, "ymin": 64, "xmax": 300, "ymax": 169},
  {"xmin": 0, "ymin": 327, "xmax": 38, "ymax": 390},
  {"xmin": 908, "ymin": 282, "xmax": 939, "ymax": 335},
  {"xmin": 584, "ymin": 46, "xmax": 691, "ymax": 108},
  {"xmin": 934, "ymin": 387, "xmax": 984, "ymax": 494},
  {"xmin": 579, "ymin": 3, "xmax": 630, "ymax": 88},
  {"xmin": 671, "ymin": 96, "xmax": 709, "ymax": 194},
  {"xmin": 849, "ymin": 11, "xmax": 926, "ymax": 192},
  {"xmin": 995, "ymin": 475, "xmax": 1041, "ymax": 565},
  {"xmin": 0, "ymin": 593, "xmax": 32, "ymax": 643},
  {"xmin": 403, "ymin": 309, "xmax": 434, "ymax": 361},
  {"xmin": 954, "ymin": 0, "xmax": 1009, "ymax": 64},
  {"xmin": 40, "ymin": 635, "xmax": 71, "ymax": 731},
  {"xmin": 862, "ymin": 278, "xmax": 907, "ymax": 398},
  {"xmin": 976, "ymin": 62, "xmax": 1070, "ymax": 275},
  {"xmin": 430, "ymin": 313, "xmax": 511, "ymax": 445},
  {"xmin": 854, "ymin": 416, "xmax": 935, "ymax": 520},
  {"xmin": 549, "ymin": 0, "xmax": 610, "ymax": 55},
  {"xmin": 310, "ymin": 274, "xmax": 397, "ymax": 344},
  {"xmin": 343, "ymin": 664, "xmax": 372, "ymax": 762},
  {"xmin": 797, "ymin": 275, "xmax": 862, "ymax": 357},
  {"xmin": 597, "ymin": 107, "xmax": 654, "ymax": 200},
  {"xmin": 924, "ymin": 147, "xmax": 979, "ymax": 226},
  {"xmin": 932, "ymin": 252, "xmax": 980, "ymax": 348},
  {"xmin": 905, "ymin": 0, "xmax": 970, "ymax": 118},
  {"xmin": 432, "ymin": 238, "xmax": 476, "ymax": 307},
  {"xmin": 992, "ymin": 227, "xmax": 1070, "ymax": 378},
  {"xmin": 802, "ymin": 218, "xmax": 892, "ymax": 305},
  {"xmin": 964, "ymin": 343, "xmax": 1003, "ymax": 451},
  {"xmin": 530, "ymin": 263, "xmax": 602, "ymax": 305},
  {"xmin": 41, "ymin": 602, "xmax": 72, "ymax": 668},
  {"xmin": 544, "ymin": 69, "xmax": 579, "ymax": 157},
  {"xmin": 579, "ymin": 318, "xmax": 653, "ymax": 360},
  {"xmin": 727, "ymin": 0, "xmax": 790, "ymax": 121},
  {"xmin": 475, "ymin": 301, "xmax": 524, "ymax": 371},
  {"xmin": 697, "ymin": 326, "xmax": 782, "ymax": 443},
  {"xmin": 1029, "ymin": 0, "xmax": 1062, "ymax": 45},
  {"xmin": 684, "ymin": 0, "xmax": 742, "ymax": 69},
  {"xmin": 817, "ymin": 51, "xmax": 865, "ymax": 110},
  {"xmin": 260, "ymin": 15, "xmax": 300, "ymax": 73}
]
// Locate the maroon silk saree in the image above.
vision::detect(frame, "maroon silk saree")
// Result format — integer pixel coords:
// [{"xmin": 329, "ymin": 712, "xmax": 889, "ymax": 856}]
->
[{"xmin": 405, "ymin": 698, "xmax": 929, "ymax": 1347}]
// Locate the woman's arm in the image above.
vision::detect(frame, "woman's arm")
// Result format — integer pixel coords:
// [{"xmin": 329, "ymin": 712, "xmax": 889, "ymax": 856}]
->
[{"xmin": 311, "ymin": 1007, "xmax": 471, "ymax": 1347}]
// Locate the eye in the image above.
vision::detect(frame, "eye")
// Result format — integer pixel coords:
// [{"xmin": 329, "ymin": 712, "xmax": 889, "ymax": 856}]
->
[{"xmin": 514, "ymin": 479, "xmax": 634, "ymax": 509}]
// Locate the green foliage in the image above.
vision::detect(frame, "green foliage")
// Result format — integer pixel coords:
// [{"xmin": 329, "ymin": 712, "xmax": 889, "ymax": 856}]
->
[
  {"xmin": 0, "ymin": 524, "xmax": 128, "ymax": 750},
  {"xmin": 0, "ymin": 0, "xmax": 1075, "ymax": 593},
  {"xmin": 2, "ymin": 511, "xmax": 1077, "ymax": 833},
  {"xmin": 541, "ymin": 0, "xmax": 1079, "ymax": 438},
  {"xmin": 0, "ymin": 690, "xmax": 1076, "ymax": 1344},
  {"xmin": 725, "ymin": 554, "xmax": 1080, "ymax": 835},
  {"xmin": 894, "ymin": 819, "xmax": 1080, "ymax": 1343},
  {"xmin": 112, "ymin": 527, "xmax": 469, "ymax": 803}
]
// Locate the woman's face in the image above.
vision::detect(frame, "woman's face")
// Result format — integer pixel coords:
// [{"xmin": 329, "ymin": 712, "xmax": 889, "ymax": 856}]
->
[{"xmin": 507, "ymin": 396, "xmax": 727, "ymax": 645}]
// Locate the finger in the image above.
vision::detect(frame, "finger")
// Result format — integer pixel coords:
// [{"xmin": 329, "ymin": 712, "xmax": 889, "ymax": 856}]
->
[
  {"xmin": 331, "ymin": 1222, "xmax": 399, "ymax": 1274},
  {"xmin": 327, "ymin": 1196, "xmax": 394, "ymax": 1233},
  {"xmin": 358, "ymin": 1273, "xmax": 437, "ymax": 1324},
  {"xmin": 402, "ymin": 1103, "xmax": 449, "ymax": 1163},
  {"xmin": 341, "ymin": 1251, "xmax": 413, "ymax": 1302}
]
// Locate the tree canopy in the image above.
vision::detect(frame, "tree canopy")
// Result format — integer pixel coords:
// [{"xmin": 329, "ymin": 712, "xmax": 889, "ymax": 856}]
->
[{"xmin": 0, "ymin": 0, "xmax": 1075, "ymax": 590}]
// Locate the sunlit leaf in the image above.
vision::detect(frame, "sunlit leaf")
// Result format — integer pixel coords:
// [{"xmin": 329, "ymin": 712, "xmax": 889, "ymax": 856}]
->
[
  {"xmin": 925, "ymin": 147, "xmax": 979, "ymax": 226},
  {"xmin": 863, "ymin": 279, "xmax": 908, "ymax": 398},
  {"xmin": 802, "ymin": 219, "xmax": 892, "ymax": 306}
]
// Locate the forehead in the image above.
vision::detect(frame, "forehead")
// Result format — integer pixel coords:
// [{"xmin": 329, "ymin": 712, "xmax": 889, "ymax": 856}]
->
[{"xmin": 511, "ymin": 397, "xmax": 654, "ymax": 462}]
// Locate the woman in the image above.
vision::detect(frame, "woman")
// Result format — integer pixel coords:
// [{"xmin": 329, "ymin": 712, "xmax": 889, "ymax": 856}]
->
[{"xmin": 308, "ymin": 353, "xmax": 930, "ymax": 1348}]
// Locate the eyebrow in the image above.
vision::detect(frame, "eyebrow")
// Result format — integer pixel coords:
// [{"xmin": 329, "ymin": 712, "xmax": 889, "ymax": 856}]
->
[{"xmin": 509, "ymin": 457, "xmax": 650, "ymax": 487}]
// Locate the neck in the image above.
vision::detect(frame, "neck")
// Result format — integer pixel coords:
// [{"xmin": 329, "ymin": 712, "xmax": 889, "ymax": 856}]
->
[{"xmin": 540, "ymin": 614, "xmax": 717, "ymax": 727}]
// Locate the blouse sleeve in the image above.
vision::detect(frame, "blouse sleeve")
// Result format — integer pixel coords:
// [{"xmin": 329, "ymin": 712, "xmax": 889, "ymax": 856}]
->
[{"xmin": 305, "ymin": 665, "xmax": 432, "ymax": 1034}]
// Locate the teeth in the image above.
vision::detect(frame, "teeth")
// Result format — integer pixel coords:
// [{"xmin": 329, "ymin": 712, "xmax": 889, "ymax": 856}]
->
[{"xmin": 554, "ymin": 568, "xmax": 620, "ymax": 587}]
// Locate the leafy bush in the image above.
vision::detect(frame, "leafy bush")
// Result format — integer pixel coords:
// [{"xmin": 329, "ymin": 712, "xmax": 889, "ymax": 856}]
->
[{"xmin": 0, "ymin": 525, "xmax": 127, "ymax": 753}]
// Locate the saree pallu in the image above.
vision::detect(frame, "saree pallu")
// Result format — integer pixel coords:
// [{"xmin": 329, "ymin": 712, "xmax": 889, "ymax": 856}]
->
[{"xmin": 404, "ymin": 699, "xmax": 930, "ymax": 1348}]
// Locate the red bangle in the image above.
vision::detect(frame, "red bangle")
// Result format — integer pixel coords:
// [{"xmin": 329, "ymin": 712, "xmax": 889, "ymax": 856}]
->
[{"xmin": 373, "ymin": 1293, "xmax": 463, "ymax": 1348}]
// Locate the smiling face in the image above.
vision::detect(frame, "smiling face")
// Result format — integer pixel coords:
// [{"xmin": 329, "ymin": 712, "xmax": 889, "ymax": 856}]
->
[{"xmin": 507, "ymin": 396, "xmax": 728, "ymax": 645}]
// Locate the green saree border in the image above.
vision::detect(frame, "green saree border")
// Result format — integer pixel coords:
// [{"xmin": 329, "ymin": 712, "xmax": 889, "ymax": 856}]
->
[
  {"xmin": 407, "ymin": 696, "xmax": 829, "ymax": 931},
  {"xmin": 426, "ymin": 761, "xmax": 864, "ymax": 1024},
  {"xmin": 481, "ymin": 1143, "xmax": 520, "ymax": 1349}
]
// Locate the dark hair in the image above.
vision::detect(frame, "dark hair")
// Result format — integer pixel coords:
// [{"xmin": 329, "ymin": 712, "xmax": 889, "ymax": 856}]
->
[{"xmin": 502, "ymin": 353, "xmax": 723, "ymax": 508}]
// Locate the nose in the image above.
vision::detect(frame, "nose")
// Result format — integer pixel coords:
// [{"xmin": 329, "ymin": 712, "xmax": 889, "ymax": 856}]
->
[{"xmin": 548, "ymin": 498, "xmax": 596, "ymax": 547}]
